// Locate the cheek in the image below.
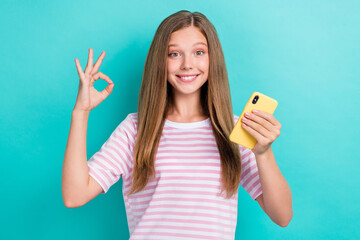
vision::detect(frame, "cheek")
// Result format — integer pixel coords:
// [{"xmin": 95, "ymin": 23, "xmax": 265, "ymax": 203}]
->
[
  {"xmin": 199, "ymin": 58, "xmax": 209, "ymax": 73},
  {"xmin": 167, "ymin": 60, "xmax": 179, "ymax": 74}
]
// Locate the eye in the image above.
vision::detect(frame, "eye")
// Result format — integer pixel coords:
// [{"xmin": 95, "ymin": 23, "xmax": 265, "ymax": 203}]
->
[
  {"xmin": 195, "ymin": 50, "xmax": 205, "ymax": 56},
  {"xmin": 168, "ymin": 52, "xmax": 179, "ymax": 57}
]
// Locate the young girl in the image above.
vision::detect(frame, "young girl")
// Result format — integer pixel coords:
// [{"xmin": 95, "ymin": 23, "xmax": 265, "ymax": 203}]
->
[{"xmin": 62, "ymin": 10, "xmax": 292, "ymax": 239}]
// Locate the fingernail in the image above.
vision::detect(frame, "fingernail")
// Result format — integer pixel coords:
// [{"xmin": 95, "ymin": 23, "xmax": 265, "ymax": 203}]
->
[{"xmin": 253, "ymin": 110, "xmax": 258, "ymax": 113}]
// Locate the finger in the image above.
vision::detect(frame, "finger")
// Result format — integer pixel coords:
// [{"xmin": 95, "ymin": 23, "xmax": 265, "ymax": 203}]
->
[
  {"xmin": 252, "ymin": 110, "xmax": 281, "ymax": 128},
  {"xmin": 244, "ymin": 112, "xmax": 273, "ymax": 132},
  {"xmin": 100, "ymin": 81, "xmax": 114, "ymax": 98},
  {"xmin": 241, "ymin": 122, "xmax": 265, "ymax": 144},
  {"xmin": 92, "ymin": 72, "xmax": 113, "ymax": 85},
  {"xmin": 91, "ymin": 51, "xmax": 106, "ymax": 75},
  {"xmin": 92, "ymin": 72, "xmax": 114, "ymax": 99},
  {"xmin": 74, "ymin": 59, "xmax": 85, "ymax": 78},
  {"xmin": 242, "ymin": 116, "xmax": 272, "ymax": 140},
  {"xmin": 84, "ymin": 48, "xmax": 94, "ymax": 75}
]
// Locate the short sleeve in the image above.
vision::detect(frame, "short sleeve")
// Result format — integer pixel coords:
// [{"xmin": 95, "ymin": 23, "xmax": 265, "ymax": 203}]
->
[
  {"xmin": 239, "ymin": 146, "xmax": 263, "ymax": 200},
  {"xmin": 233, "ymin": 114, "xmax": 263, "ymax": 200},
  {"xmin": 87, "ymin": 113, "xmax": 136, "ymax": 194}
]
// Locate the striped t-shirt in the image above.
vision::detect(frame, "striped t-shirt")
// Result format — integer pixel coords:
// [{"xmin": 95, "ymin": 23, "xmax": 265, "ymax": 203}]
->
[{"xmin": 87, "ymin": 113, "xmax": 263, "ymax": 240}]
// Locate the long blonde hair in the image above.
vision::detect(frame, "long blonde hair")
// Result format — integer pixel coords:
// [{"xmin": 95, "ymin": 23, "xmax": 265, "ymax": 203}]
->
[{"xmin": 128, "ymin": 10, "xmax": 242, "ymax": 199}]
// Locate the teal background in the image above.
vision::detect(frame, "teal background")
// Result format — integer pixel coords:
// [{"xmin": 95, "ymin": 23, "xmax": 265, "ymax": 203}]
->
[{"xmin": 1, "ymin": 0, "xmax": 359, "ymax": 239}]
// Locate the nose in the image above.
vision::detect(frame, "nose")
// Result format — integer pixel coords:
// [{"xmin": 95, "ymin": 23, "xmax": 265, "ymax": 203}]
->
[{"xmin": 180, "ymin": 54, "xmax": 193, "ymax": 70}]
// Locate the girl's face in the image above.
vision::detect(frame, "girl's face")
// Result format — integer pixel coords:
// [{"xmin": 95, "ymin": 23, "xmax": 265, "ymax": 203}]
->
[{"xmin": 167, "ymin": 26, "xmax": 209, "ymax": 97}]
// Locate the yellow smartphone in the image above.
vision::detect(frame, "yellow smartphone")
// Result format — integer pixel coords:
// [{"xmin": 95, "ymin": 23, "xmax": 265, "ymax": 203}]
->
[{"xmin": 229, "ymin": 92, "xmax": 278, "ymax": 149}]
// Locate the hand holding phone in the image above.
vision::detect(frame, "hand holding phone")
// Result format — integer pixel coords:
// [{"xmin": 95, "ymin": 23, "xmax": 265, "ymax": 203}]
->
[{"xmin": 229, "ymin": 92, "xmax": 278, "ymax": 149}]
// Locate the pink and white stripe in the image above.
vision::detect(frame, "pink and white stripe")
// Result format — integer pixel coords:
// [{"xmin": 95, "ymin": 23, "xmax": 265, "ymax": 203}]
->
[{"xmin": 87, "ymin": 113, "xmax": 263, "ymax": 239}]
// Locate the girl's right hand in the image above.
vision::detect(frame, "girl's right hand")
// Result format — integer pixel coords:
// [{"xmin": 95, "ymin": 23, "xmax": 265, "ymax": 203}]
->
[{"xmin": 73, "ymin": 48, "xmax": 114, "ymax": 112}]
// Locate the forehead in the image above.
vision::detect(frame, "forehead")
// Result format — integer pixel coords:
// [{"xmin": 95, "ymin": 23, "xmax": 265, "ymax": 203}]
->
[{"xmin": 168, "ymin": 26, "xmax": 208, "ymax": 48}]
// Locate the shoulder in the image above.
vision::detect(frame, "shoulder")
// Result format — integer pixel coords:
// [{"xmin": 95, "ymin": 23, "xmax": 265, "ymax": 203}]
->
[
  {"xmin": 114, "ymin": 112, "xmax": 138, "ymax": 135},
  {"xmin": 231, "ymin": 113, "xmax": 250, "ymax": 154},
  {"xmin": 233, "ymin": 113, "xmax": 240, "ymax": 122},
  {"xmin": 126, "ymin": 112, "xmax": 138, "ymax": 126}
]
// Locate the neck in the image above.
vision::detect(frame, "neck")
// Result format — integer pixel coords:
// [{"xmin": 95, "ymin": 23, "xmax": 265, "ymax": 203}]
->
[{"xmin": 166, "ymin": 89, "xmax": 207, "ymax": 122}]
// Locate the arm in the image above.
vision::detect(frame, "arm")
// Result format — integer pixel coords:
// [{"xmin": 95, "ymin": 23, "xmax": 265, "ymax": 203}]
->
[
  {"xmin": 62, "ymin": 49, "xmax": 114, "ymax": 207},
  {"xmin": 61, "ymin": 110, "xmax": 92, "ymax": 208},
  {"xmin": 62, "ymin": 110, "xmax": 104, "ymax": 208},
  {"xmin": 241, "ymin": 110, "xmax": 293, "ymax": 227},
  {"xmin": 255, "ymin": 149, "xmax": 293, "ymax": 227}
]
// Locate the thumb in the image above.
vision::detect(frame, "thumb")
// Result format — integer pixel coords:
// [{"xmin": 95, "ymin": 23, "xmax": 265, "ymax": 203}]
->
[{"xmin": 100, "ymin": 82, "xmax": 114, "ymax": 99}]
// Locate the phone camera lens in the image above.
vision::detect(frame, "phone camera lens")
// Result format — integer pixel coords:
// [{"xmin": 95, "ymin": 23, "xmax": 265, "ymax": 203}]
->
[{"xmin": 252, "ymin": 95, "xmax": 259, "ymax": 104}]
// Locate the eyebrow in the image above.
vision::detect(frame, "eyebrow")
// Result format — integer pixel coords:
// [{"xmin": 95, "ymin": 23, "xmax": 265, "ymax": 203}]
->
[{"xmin": 168, "ymin": 42, "xmax": 208, "ymax": 48}]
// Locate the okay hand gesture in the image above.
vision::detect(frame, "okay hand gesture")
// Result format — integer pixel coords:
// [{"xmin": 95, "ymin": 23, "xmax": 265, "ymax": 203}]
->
[{"xmin": 73, "ymin": 48, "xmax": 114, "ymax": 112}]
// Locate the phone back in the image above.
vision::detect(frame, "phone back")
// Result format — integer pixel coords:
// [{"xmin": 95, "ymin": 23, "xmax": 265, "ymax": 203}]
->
[{"xmin": 229, "ymin": 92, "xmax": 278, "ymax": 149}]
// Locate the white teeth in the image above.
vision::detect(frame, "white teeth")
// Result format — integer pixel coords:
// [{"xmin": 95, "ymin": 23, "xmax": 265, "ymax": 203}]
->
[{"xmin": 179, "ymin": 75, "xmax": 198, "ymax": 80}]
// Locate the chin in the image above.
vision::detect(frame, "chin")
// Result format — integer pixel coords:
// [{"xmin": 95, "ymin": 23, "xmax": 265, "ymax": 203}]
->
[{"xmin": 172, "ymin": 85, "xmax": 203, "ymax": 96}]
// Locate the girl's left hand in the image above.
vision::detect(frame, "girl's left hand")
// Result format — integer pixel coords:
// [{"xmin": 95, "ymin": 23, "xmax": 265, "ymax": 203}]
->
[{"xmin": 241, "ymin": 109, "xmax": 282, "ymax": 155}]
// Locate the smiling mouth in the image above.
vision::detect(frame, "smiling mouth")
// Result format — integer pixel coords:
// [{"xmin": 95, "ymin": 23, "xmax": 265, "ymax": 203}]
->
[{"xmin": 176, "ymin": 74, "xmax": 200, "ymax": 82}]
